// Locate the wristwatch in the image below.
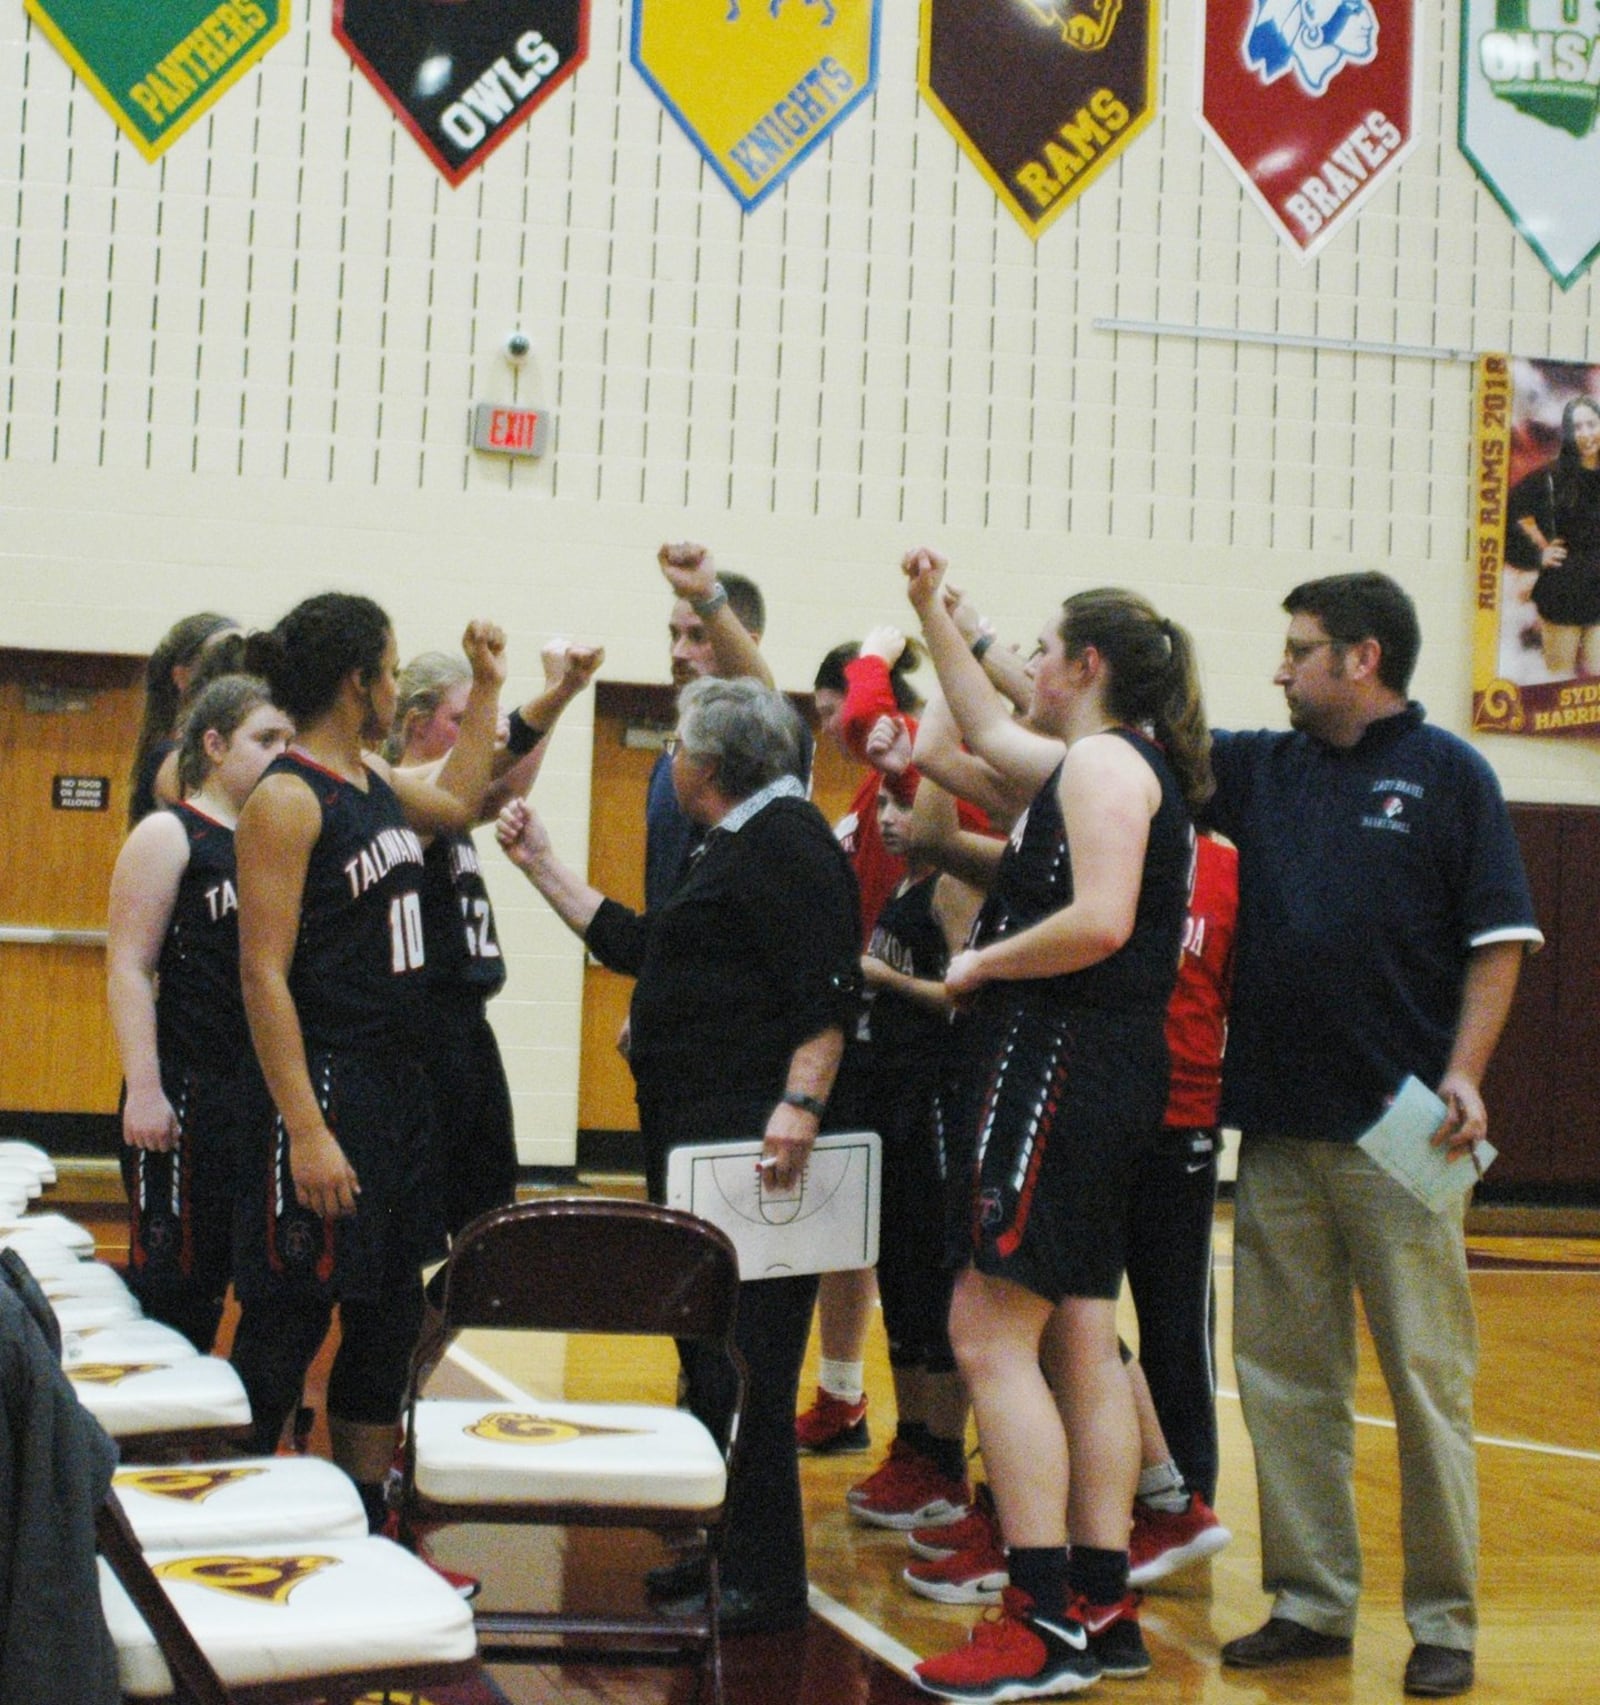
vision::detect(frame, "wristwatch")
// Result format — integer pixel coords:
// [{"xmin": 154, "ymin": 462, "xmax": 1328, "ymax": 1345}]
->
[
  {"xmin": 690, "ymin": 583, "xmax": 729, "ymax": 619},
  {"xmin": 780, "ymin": 1091, "xmax": 827, "ymax": 1120}
]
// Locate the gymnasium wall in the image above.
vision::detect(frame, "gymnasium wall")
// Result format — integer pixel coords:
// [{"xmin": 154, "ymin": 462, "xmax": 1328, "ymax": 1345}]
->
[{"xmin": 3, "ymin": 4, "xmax": 1597, "ymax": 1166}]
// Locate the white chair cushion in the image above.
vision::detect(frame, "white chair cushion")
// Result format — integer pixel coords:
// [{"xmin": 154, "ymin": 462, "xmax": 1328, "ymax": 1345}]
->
[
  {"xmin": 63, "ymin": 1319, "xmax": 199, "ymax": 1368},
  {"xmin": 113, "ymin": 1458, "xmax": 368, "ymax": 1549},
  {"xmin": 0, "ymin": 1141, "xmax": 56, "ymax": 1184},
  {"xmin": 411, "ymin": 1399, "xmax": 727, "ymax": 1511},
  {"xmin": 70, "ymin": 1355, "xmax": 251, "ymax": 1437},
  {"xmin": 1, "ymin": 1239, "xmax": 81, "ymax": 1282},
  {"xmin": 39, "ymin": 1262, "xmax": 133, "ymax": 1304},
  {"xmin": 0, "ymin": 1214, "xmax": 96, "ymax": 1255},
  {"xmin": 51, "ymin": 1292, "xmax": 143, "ymax": 1331},
  {"xmin": 0, "ymin": 1161, "xmax": 42, "ymax": 1200},
  {"xmin": 49, "ymin": 1288, "xmax": 142, "ymax": 1329},
  {"xmin": 99, "ymin": 1536, "xmax": 476, "ymax": 1696}
]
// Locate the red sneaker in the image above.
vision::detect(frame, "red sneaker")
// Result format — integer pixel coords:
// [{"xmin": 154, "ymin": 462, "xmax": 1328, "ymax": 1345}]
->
[
  {"xmin": 847, "ymin": 1439, "xmax": 969, "ymax": 1530},
  {"xmin": 914, "ymin": 1586, "xmax": 1100, "ymax": 1700},
  {"xmin": 908, "ymin": 1481, "xmax": 998, "ymax": 1560},
  {"xmin": 1128, "ymin": 1493, "xmax": 1231, "ymax": 1587},
  {"xmin": 380, "ymin": 1511, "xmax": 481, "ymax": 1600},
  {"xmin": 904, "ymin": 1536, "xmax": 1009, "ymax": 1605},
  {"xmin": 795, "ymin": 1386, "xmax": 870, "ymax": 1454}
]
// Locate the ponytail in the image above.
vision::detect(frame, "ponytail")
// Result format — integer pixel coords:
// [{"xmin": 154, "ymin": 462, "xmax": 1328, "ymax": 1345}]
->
[
  {"xmin": 128, "ymin": 611, "xmax": 237, "ymax": 825},
  {"xmin": 1059, "ymin": 591, "xmax": 1213, "ymax": 813}
]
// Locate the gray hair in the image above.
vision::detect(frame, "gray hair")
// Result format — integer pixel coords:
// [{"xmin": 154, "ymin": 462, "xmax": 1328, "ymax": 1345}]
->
[{"xmin": 676, "ymin": 677, "xmax": 802, "ymax": 801}]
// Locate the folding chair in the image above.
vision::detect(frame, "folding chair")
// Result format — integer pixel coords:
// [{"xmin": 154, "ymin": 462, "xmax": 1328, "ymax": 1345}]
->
[
  {"xmin": 0, "ymin": 1138, "xmax": 56, "ymax": 1184},
  {"xmin": 0, "ymin": 1211, "xmax": 98, "ymax": 1256},
  {"xmin": 64, "ymin": 1317, "xmax": 200, "ymax": 1369},
  {"xmin": 396, "ymin": 1196, "xmax": 746, "ymax": 1705},
  {"xmin": 111, "ymin": 1456, "xmax": 368, "ymax": 1550},
  {"xmin": 96, "ymin": 1490, "xmax": 479, "ymax": 1704},
  {"xmin": 0, "ymin": 1158, "xmax": 43, "ymax": 1201},
  {"xmin": 72, "ymin": 1356, "xmax": 253, "ymax": 1458}
]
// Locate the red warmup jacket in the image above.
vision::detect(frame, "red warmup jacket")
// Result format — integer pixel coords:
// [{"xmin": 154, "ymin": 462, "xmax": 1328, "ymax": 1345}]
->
[
  {"xmin": 834, "ymin": 654, "xmax": 992, "ymax": 943},
  {"xmin": 1164, "ymin": 833, "xmax": 1238, "ymax": 1129}
]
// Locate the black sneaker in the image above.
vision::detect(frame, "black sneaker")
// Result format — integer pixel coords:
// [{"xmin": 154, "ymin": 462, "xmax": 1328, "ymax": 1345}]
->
[{"xmin": 1080, "ymin": 1592, "xmax": 1151, "ymax": 1678}]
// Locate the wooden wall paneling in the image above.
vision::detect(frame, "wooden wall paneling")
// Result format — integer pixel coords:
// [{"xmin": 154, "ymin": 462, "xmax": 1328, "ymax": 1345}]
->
[
  {"xmin": 1549, "ymin": 808, "xmax": 1600, "ymax": 1187},
  {"xmin": 1484, "ymin": 806, "xmax": 1564, "ymax": 1185}
]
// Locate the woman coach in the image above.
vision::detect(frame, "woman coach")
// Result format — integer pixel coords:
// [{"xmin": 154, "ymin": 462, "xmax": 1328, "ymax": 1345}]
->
[{"xmin": 496, "ymin": 675, "xmax": 861, "ymax": 1633}]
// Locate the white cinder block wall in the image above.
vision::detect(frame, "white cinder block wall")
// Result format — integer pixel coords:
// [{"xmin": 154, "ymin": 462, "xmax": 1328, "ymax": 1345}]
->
[{"xmin": 3, "ymin": 5, "xmax": 1597, "ymax": 1166}]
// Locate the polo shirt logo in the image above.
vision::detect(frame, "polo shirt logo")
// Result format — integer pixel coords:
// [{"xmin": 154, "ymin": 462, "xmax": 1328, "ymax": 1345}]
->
[{"xmin": 1361, "ymin": 778, "xmax": 1418, "ymax": 834}]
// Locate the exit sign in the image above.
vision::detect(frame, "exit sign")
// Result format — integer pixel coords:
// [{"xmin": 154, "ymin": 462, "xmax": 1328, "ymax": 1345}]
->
[{"xmin": 472, "ymin": 403, "xmax": 551, "ymax": 458}]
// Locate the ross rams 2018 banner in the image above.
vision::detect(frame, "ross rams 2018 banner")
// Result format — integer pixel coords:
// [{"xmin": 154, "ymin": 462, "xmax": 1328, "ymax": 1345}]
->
[
  {"xmin": 632, "ymin": 0, "xmax": 879, "ymax": 212},
  {"xmin": 24, "ymin": 0, "xmax": 289, "ymax": 160},
  {"xmin": 1460, "ymin": 0, "xmax": 1600, "ymax": 288},
  {"xmin": 919, "ymin": 0, "xmax": 1159, "ymax": 241},
  {"xmin": 335, "ymin": 0, "xmax": 587, "ymax": 186},
  {"xmin": 1198, "ymin": 0, "xmax": 1418, "ymax": 260},
  {"xmin": 1473, "ymin": 354, "xmax": 1600, "ymax": 738}
]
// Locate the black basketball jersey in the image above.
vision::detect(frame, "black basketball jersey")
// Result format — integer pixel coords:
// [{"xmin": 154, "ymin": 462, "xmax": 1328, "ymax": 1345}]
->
[
  {"xmin": 420, "ymin": 830, "xmax": 506, "ymax": 1000},
  {"xmin": 863, "ymin": 871, "xmax": 950, "ymax": 1069},
  {"xmin": 155, "ymin": 803, "xmax": 248, "ymax": 1070},
  {"xmin": 268, "ymin": 751, "xmax": 429, "ymax": 1051},
  {"xmin": 975, "ymin": 733, "xmax": 1192, "ymax": 1015}
]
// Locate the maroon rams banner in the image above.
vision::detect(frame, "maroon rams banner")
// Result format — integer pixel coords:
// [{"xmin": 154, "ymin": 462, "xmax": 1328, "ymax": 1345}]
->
[
  {"xmin": 1473, "ymin": 354, "xmax": 1600, "ymax": 738},
  {"xmin": 1197, "ymin": 0, "xmax": 1417, "ymax": 260},
  {"xmin": 919, "ymin": 1, "xmax": 1158, "ymax": 241},
  {"xmin": 335, "ymin": 0, "xmax": 587, "ymax": 185}
]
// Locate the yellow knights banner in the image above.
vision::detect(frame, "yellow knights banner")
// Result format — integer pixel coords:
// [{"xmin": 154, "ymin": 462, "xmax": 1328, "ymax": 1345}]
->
[{"xmin": 631, "ymin": 0, "xmax": 880, "ymax": 211}]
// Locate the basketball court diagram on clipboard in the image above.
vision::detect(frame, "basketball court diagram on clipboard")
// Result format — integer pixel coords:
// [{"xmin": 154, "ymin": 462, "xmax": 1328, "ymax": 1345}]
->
[{"xmin": 665, "ymin": 1130, "xmax": 881, "ymax": 1278}]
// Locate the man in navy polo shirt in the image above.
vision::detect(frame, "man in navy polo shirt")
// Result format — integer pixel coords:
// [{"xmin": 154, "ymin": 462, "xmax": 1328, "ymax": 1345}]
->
[{"xmin": 1207, "ymin": 572, "xmax": 1540, "ymax": 1701}]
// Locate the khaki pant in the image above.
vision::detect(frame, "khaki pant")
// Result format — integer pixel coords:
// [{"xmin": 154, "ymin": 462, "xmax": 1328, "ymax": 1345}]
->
[{"xmin": 1234, "ymin": 1135, "xmax": 1478, "ymax": 1650}]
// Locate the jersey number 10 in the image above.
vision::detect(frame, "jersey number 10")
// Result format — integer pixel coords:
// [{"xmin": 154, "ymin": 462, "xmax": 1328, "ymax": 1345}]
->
[{"xmin": 389, "ymin": 892, "xmax": 426, "ymax": 973}]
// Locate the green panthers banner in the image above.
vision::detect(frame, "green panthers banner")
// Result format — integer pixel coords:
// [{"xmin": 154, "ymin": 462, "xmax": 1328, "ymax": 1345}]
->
[{"xmin": 25, "ymin": 0, "xmax": 290, "ymax": 160}]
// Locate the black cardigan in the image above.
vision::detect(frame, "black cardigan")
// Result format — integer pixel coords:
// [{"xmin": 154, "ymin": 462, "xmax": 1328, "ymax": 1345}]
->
[{"xmin": 587, "ymin": 796, "xmax": 860, "ymax": 1121}]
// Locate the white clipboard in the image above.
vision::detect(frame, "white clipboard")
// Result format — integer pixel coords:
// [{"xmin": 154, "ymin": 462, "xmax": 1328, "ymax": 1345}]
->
[{"xmin": 665, "ymin": 1130, "xmax": 881, "ymax": 1279}]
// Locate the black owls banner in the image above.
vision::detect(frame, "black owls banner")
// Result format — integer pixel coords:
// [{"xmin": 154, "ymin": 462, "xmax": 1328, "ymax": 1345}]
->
[{"xmin": 335, "ymin": 0, "xmax": 588, "ymax": 184}]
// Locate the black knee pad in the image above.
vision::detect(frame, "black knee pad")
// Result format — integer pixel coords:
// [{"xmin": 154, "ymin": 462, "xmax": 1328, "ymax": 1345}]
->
[{"xmin": 328, "ymin": 1282, "xmax": 426, "ymax": 1425}]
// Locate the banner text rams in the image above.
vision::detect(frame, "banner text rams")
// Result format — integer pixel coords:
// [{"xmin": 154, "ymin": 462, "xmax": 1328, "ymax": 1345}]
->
[{"xmin": 1014, "ymin": 89, "xmax": 1131, "ymax": 209}]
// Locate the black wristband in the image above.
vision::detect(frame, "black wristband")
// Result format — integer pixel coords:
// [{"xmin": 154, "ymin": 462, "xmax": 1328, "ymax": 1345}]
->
[
  {"xmin": 971, "ymin": 631, "xmax": 996, "ymax": 662},
  {"xmin": 505, "ymin": 707, "xmax": 545, "ymax": 756},
  {"xmin": 781, "ymin": 1091, "xmax": 827, "ymax": 1120}
]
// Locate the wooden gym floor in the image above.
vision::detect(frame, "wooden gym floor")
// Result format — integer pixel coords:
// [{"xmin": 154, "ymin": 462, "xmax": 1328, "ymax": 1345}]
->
[
  {"xmin": 415, "ymin": 1197, "xmax": 1600, "ymax": 1705},
  {"xmin": 83, "ymin": 1183, "xmax": 1599, "ymax": 1704}
]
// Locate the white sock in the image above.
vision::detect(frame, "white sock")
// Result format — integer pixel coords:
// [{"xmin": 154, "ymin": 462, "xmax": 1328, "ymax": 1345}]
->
[
  {"xmin": 1137, "ymin": 1460, "xmax": 1190, "ymax": 1513},
  {"xmin": 818, "ymin": 1358, "xmax": 865, "ymax": 1404}
]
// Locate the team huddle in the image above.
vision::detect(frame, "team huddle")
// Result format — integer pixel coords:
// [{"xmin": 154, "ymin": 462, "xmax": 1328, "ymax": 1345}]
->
[{"xmin": 107, "ymin": 546, "xmax": 1538, "ymax": 1703}]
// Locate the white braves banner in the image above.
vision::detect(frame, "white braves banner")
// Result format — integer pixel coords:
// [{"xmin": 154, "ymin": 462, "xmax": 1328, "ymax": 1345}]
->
[{"xmin": 1460, "ymin": 0, "xmax": 1600, "ymax": 288}]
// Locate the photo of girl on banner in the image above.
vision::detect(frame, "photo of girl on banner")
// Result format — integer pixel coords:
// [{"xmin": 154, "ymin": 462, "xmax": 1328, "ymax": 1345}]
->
[{"xmin": 1473, "ymin": 354, "xmax": 1600, "ymax": 738}]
